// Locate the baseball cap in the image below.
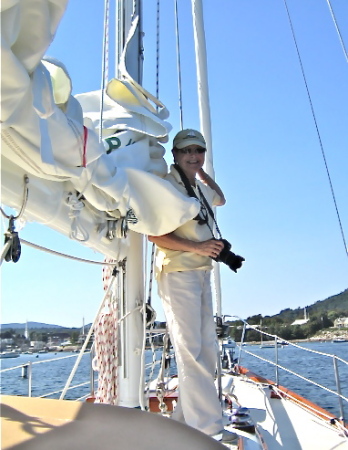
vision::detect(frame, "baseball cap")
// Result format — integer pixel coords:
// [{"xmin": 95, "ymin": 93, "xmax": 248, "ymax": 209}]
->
[{"xmin": 173, "ymin": 129, "xmax": 206, "ymax": 149}]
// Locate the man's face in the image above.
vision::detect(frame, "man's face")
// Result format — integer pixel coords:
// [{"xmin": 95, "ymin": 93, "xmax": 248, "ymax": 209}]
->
[{"xmin": 174, "ymin": 145, "xmax": 206, "ymax": 179}]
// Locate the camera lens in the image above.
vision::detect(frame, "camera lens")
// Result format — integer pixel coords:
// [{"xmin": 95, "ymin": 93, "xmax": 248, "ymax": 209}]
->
[{"xmin": 212, "ymin": 239, "xmax": 245, "ymax": 272}]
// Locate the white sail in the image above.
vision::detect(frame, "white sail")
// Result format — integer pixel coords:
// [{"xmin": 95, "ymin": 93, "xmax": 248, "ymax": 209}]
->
[{"xmin": 1, "ymin": 0, "xmax": 200, "ymax": 259}]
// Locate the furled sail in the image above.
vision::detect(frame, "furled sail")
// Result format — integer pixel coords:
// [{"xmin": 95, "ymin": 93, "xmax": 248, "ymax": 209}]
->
[{"xmin": 1, "ymin": 0, "xmax": 199, "ymax": 258}]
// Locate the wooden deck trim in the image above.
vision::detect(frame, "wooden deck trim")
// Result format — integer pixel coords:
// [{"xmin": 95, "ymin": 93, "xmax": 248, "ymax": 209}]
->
[{"xmin": 236, "ymin": 365, "xmax": 347, "ymax": 429}]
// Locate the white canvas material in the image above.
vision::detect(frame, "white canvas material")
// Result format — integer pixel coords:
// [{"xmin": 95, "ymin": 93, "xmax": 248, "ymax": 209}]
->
[
  {"xmin": 0, "ymin": 0, "xmax": 200, "ymax": 241},
  {"xmin": 116, "ymin": 14, "xmax": 170, "ymax": 123},
  {"xmin": 158, "ymin": 270, "xmax": 223, "ymax": 436},
  {"xmin": 76, "ymin": 87, "xmax": 170, "ymax": 142}
]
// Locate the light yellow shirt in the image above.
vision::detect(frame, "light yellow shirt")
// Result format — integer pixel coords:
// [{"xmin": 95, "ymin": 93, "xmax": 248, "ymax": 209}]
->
[{"xmin": 155, "ymin": 165, "xmax": 221, "ymax": 274}]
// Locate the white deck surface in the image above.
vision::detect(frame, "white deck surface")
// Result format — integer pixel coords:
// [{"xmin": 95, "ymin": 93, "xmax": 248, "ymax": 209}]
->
[{"xmin": 231, "ymin": 376, "xmax": 348, "ymax": 450}]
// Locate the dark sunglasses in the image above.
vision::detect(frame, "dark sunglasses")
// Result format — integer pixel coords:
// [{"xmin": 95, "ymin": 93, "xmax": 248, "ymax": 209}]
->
[{"xmin": 176, "ymin": 147, "xmax": 206, "ymax": 154}]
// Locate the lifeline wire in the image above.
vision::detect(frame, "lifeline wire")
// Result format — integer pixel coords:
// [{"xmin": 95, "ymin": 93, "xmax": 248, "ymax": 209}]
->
[
  {"xmin": 19, "ymin": 239, "xmax": 116, "ymax": 266},
  {"xmin": 283, "ymin": 0, "xmax": 348, "ymax": 262}
]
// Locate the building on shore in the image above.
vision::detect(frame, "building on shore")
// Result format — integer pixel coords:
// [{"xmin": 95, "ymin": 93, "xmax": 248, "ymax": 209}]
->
[
  {"xmin": 334, "ymin": 317, "xmax": 348, "ymax": 328},
  {"xmin": 291, "ymin": 307, "xmax": 309, "ymax": 326}
]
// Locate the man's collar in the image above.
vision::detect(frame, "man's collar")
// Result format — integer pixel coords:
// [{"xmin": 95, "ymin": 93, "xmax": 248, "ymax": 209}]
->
[{"xmin": 169, "ymin": 164, "xmax": 184, "ymax": 185}]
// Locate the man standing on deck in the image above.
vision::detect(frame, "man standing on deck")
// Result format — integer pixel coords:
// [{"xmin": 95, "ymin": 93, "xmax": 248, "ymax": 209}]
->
[{"xmin": 149, "ymin": 129, "xmax": 237, "ymax": 443}]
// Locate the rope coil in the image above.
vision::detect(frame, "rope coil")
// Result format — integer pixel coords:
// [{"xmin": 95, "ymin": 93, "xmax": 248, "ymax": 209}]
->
[{"xmin": 91, "ymin": 259, "xmax": 120, "ymax": 405}]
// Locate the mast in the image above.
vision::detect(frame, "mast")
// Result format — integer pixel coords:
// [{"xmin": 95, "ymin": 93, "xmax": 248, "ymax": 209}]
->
[
  {"xmin": 115, "ymin": 0, "xmax": 144, "ymax": 408},
  {"xmin": 191, "ymin": 0, "xmax": 222, "ymax": 318}
]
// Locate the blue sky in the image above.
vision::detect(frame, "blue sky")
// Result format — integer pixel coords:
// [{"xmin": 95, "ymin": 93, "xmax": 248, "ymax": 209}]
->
[{"xmin": 1, "ymin": 0, "xmax": 347, "ymax": 328}]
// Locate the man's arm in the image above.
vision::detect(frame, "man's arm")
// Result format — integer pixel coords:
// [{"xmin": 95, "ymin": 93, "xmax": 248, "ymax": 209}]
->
[
  {"xmin": 148, "ymin": 233, "xmax": 224, "ymax": 259},
  {"xmin": 198, "ymin": 168, "xmax": 226, "ymax": 206}
]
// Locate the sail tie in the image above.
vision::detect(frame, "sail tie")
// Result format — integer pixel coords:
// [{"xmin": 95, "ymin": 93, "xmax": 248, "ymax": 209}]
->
[
  {"xmin": 82, "ymin": 126, "xmax": 88, "ymax": 167},
  {"xmin": 65, "ymin": 193, "xmax": 89, "ymax": 241}
]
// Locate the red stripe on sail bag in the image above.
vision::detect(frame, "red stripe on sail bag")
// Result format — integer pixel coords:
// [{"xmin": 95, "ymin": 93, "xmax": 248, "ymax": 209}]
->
[{"xmin": 82, "ymin": 126, "xmax": 88, "ymax": 167}]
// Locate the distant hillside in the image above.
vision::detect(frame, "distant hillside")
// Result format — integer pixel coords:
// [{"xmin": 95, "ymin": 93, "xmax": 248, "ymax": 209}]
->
[
  {"xmin": 271, "ymin": 288, "xmax": 348, "ymax": 323},
  {"xmin": 2, "ymin": 289, "xmax": 347, "ymax": 332},
  {"xmin": 1, "ymin": 321, "xmax": 66, "ymax": 330},
  {"xmin": 0, "ymin": 321, "xmax": 92, "ymax": 335},
  {"xmin": 310, "ymin": 289, "xmax": 348, "ymax": 313}
]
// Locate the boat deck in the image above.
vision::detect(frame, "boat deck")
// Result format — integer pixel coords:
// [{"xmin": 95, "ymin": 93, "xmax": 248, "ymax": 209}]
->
[
  {"xmin": 230, "ymin": 375, "xmax": 348, "ymax": 450},
  {"xmin": 1, "ymin": 395, "xmax": 226, "ymax": 450}
]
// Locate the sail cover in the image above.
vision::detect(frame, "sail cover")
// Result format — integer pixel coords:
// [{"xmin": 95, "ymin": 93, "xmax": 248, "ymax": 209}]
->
[{"xmin": 1, "ymin": 0, "xmax": 199, "ymax": 256}]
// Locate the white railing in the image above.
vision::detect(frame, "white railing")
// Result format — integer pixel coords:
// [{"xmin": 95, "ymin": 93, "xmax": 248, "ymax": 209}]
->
[
  {"xmin": 0, "ymin": 352, "xmax": 94, "ymax": 399},
  {"xmin": 0, "ymin": 330, "xmax": 170, "ymax": 402},
  {"xmin": 231, "ymin": 317, "xmax": 348, "ymax": 425}
]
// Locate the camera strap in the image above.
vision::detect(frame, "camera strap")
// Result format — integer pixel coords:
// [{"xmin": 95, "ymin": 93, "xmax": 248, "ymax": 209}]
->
[{"xmin": 173, "ymin": 164, "xmax": 223, "ymax": 239}]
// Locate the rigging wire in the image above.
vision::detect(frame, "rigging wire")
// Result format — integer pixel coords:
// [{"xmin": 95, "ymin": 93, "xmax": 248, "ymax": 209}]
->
[
  {"xmin": 19, "ymin": 239, "xmax": 118, "ymax": 266},
  {"xmin": 156, "ymin": 0, "xmax": 160, "ymax": 101},
  {"xmin": 146, "ymin": 0, "xmax": 161, "ymax": 310},
  {"xmin": 283, "ymin": 0, "xmax": 348, "ymax": 262},
  {"xmin": 100, "ymin": 0, "xmax": 110, "ymax": 143},
  {"xmin": 325, "ymin": 0, "xmax": 348, "ymax": 63},
  {"xmin": 0, "ymin": 176, "xmax": 29, "ymax": 221},
  {"xmin": 174, "ymin": 0, "xmax": 184, "ymax": 129},
  {"xmin": 75, "ymin": 0, "xmax": 110, "ymax": 204},
  {"xmin": 141, "ymin": 2, "xmax": 161, "ymax": 410}
]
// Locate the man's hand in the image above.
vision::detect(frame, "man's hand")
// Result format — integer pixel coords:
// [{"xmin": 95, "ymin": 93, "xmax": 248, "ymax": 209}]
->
[
  {"xmin": 149, "ymin": 234, "xmax": 224, "ymax": 258},
  {"xmin": 193, "ymin": 239, "xmax": 224, "ymax": 258}
]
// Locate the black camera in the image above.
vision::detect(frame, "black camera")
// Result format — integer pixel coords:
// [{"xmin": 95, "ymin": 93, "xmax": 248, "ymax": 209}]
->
[{"xmin": 213, "ymin": 239, "xmax": 245, "ymax": 273}]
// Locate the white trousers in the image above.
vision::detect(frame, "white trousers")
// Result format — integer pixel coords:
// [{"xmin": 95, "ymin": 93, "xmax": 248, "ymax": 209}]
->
[{"xmin": 158, "ymin": 270, "xmax": 223, "ymax": 436}]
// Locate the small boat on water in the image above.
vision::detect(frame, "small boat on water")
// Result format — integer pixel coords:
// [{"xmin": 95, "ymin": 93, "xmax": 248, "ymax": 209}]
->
[
  {"xmin": 259, "ymin": 343, "xmax": 279, "ymax": 348},
  {"xmin": 258, "ymin": 319, "xmax": 285, "ymax": 348},
  {"xmin": 0, "ymin": 351, "xmax": 20, "ymax": 359},
  {"xmin": 333, "ymin": 338, "xmax": 348, "ymax": 343},
  {"xmin": 259, "ymin": 341, "xmax": 288, "ymax": 348},
  {"xmin": 1, "ymin": 1, "xmax": 347, "ymax": 449}
]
